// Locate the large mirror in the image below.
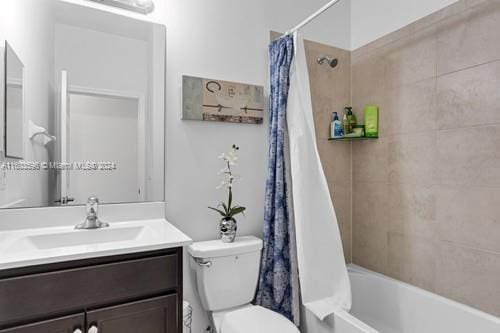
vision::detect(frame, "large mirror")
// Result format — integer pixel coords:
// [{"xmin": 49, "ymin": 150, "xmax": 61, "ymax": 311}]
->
[{"xmin": 0, "ymin": 0, "xmax": 165, "ymax": 209}]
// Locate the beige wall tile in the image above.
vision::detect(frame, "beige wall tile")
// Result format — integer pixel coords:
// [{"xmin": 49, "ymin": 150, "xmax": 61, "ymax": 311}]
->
[
  {"xmin": 269, "ymin": 31, "xmax": 281, "ymax": 41},
  {"xmin": 352, "ymin": 181, "xmax": 390, "ymax": 230},
  {"xmin": 384, "ymin": 78, "xmax": 437, "ymax": 135},
  {"xmin": 384, "ymin": 27, "xmax": 437, "ymax": 88},
  {"xmin": 388, "ymin": 183, "xmax": 438, "ymax": 240},
  {"xmin": 466, "ymin": 0, "xmax": 500, "ymax": 8},
  {"xmin": 353, "ymin": 223, "xmax": 389, "ymax": 274},
  {"xmin": 317, "ymin": 139, "xmax": 351, "ymax": 184},
  {"xmin": 437, "ymin": 60, "xmax": 500, "ymax": 130},
  {"xmin": 352, "ymin": 137, "xmax": 390, "ymax": 183},
  {"xmin": 327, "ymin": 181, "xmax": 352, "ymax": 262},
  {"xmin": 328, "ymin": 182, "xmax": 351, "ymax": 232},
  {"xmin": 352, "ymin": 181, "xmax": 389, "ymax": 271},
  {"xmin": 436, "ymin": 185, "xmax": 500, "ymax": 253},
  {"xmin": 352, "ymin": 49, "xmax": 386, "ymax": 102},
  {"xmin": 436, "ymin": 242, "xmax": 500, "ymax": 316},
  {"xmin": 437, "ymin": 125, "xmax": 500, "ymax": 187},
  {"xmin": 387, "ymin": 232, "xmax": 438, "ymax": 292},
  {"xmin": 437, "ymin": 1, "xmax": 500, "ymax": 75},
  {"xmin": 388, "ymin": 132, "xmax": 438, "ymax": 186}
]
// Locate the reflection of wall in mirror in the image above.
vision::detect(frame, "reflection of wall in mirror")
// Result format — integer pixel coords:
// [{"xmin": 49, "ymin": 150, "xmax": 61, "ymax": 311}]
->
[
  {"xmin": 0, "ymin": 0, "xmax": 55, "ymax": 208},
  {"xmin": 5, "ymin": 44, "xmax": 25, "ymax": 160}
]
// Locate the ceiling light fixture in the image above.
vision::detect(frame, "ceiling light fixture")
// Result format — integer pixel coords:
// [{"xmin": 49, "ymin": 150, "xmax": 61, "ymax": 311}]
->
[{"xmin": 88, "ymin": 0, "xmax": 155, "ymax": 15}]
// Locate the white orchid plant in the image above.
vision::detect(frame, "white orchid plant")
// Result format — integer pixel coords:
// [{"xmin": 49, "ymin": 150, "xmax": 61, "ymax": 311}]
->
[{"xmin": 208, "ymin": 144, "xmax": 246, "ymax": 220}]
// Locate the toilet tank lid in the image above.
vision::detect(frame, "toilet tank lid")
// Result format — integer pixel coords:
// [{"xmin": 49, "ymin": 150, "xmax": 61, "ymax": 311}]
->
[{"xmin": 188, "ymin": 236, "xmax": 263, "ymax": 258}]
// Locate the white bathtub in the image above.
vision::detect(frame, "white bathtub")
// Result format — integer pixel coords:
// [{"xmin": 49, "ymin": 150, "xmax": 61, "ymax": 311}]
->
[{"xmin": 301, "ymin": 264, "xmax": 500, "ymax": 333}]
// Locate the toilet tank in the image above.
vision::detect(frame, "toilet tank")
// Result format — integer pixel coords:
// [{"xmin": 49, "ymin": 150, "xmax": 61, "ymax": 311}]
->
[{"xmin": 188, "ymin": 236, "xmax": 263, "ymax": 311}]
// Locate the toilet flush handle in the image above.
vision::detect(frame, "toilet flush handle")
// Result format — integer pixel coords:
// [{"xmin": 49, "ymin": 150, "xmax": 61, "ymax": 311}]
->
[{"xmin": 198, "ymin": 260, "xmax": 212, "ymax": 268}]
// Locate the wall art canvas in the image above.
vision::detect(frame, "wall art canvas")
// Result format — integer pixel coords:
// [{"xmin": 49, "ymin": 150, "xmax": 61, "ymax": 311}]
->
[{"xmin": 182, "ymin": 75, "xmax": 264, "ymax": 124}]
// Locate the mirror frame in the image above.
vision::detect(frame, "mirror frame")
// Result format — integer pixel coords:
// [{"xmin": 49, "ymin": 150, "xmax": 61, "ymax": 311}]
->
[{"xmin": 4, "ymin": 41, "xmax": 25, "ymax": 160}]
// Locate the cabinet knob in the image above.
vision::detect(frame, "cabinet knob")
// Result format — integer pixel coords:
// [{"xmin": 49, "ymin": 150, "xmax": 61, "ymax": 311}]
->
[{"xmin": 88, "ymin": 325, "xmax": 98, "ymax": 333}]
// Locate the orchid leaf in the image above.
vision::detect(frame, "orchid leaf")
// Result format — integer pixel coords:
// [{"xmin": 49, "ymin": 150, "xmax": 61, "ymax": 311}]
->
[
  {"xmin": 229, "ymin": 206, "xmax": 246, "ymax": 217},
  {"xmin": 208, "ymin": 207, "xmax": 226, "ymax": 217},
  {"xmin": 221, "ymin": 202, "xmax": 229, "ymax": 215}
]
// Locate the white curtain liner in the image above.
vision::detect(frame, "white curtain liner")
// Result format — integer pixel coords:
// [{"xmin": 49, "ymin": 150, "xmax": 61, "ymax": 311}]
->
[{"xmin": 287, "ymin": 32, "xmax": 352, "ymax": 321}]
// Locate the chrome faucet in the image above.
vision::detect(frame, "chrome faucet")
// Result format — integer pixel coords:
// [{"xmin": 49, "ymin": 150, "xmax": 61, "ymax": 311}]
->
[{"xmin": 75, "ymin": 196, "xmax": 109, "ymax": 229}]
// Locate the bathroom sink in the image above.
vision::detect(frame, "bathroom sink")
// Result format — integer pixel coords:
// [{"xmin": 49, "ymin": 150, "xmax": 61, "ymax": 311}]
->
[
  {"xmin": 27, "ymin": 226, "xmax": 145, "ymax": 250},
  {"xmin": 0, "ymin": 219, "xmax": 192, "ymax": 270}
]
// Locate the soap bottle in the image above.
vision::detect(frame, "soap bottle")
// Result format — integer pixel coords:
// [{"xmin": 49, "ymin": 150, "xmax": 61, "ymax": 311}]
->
[
  {"xmin": 345, "ymin": 107, "xmax": 357, "ymax": 133},
  {"xmin": 342, "ymin": 112, "xmax": 349, "ymax": 135},
  {"xmin": 331, "ymin": 112, "xmax": 344, "ymax": 138}
]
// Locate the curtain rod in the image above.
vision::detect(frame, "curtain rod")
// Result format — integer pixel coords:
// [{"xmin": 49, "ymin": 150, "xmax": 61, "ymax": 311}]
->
[{"xmin": 285, "ymin": 0, "xmax": 342, "ymax": 35}]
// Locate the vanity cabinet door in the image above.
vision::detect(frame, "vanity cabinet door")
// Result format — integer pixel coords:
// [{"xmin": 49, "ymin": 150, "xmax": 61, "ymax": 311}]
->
[
  {"xmin": 86, "ymin": 295, "xmax": 178, "ymax": 333},
  {"xmin": 0, "ymin": 314, "xmax": 84, "ymax": 333}
]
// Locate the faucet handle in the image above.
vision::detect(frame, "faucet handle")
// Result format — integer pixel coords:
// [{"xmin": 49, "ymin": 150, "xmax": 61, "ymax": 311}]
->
[
  {"xmin": 75, "ymin": 196, "xmax": 108, "ymax": 230},
  {"xmin": 86, "ymin": 196, "xmax": 99, "ymax": 217}
]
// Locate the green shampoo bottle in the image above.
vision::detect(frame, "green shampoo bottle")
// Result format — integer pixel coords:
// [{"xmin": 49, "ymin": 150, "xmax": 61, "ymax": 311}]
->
[{"xmin": 364, "ymin": 105, "xmax": 379, "ymax": 138}]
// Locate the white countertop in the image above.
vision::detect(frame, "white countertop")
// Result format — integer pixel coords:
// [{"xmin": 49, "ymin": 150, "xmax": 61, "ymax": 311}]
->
[{"xmin": 0, "ymin": 219, "xmax": 192, "ymax": 270}]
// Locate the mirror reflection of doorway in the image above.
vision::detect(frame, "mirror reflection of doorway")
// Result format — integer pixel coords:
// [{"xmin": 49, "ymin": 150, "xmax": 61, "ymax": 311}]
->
[{"xmin": 67, "ymin": 90, "xmax": 145, "ymax": 205}]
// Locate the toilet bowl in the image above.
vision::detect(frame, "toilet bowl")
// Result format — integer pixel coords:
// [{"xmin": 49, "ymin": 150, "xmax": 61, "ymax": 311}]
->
[{"xmin": 188, "ymin": 236, "xmax": 299, "ymax": 333}]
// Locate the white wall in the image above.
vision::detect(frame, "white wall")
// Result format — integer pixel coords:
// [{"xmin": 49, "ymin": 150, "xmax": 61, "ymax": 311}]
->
[
  {"xmin": 0, "ymin": 0, "xmax": 55, "ymax": 208},
  {"xmin": 350, "ymin": 0, "xmax": 460, "ymax": 49}
]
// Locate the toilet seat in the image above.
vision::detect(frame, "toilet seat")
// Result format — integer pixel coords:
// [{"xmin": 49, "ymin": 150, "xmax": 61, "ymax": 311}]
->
[{"xmin": 220, "ymin": 305, "xmax": 299, "ymax": 333}]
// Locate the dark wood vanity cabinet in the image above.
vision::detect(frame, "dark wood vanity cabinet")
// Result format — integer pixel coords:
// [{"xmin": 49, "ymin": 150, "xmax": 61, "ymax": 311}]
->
[
  {"xmin": 0, "ymin": 248, "xmax": 182, "ymax": 333},
  {"xmin": 0, "ymin": 314, "xmax": 84, "ymax": 333}
]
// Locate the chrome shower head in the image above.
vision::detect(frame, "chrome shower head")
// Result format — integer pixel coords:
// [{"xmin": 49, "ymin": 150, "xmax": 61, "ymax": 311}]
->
[{"xmin": 317, "ymin": 56, "xmax": 338, "ymax": 68}]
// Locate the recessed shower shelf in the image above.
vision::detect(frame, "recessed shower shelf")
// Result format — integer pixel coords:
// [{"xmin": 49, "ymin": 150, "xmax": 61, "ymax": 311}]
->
[{"xmin": 328, "ymin": 137, "xmax": 378, "ymax": 141}]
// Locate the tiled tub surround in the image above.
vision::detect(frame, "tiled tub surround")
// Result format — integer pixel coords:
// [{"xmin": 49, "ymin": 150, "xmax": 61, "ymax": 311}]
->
[{"xmin": 351, "ymin": 0, "xmax": 500, "ymax": 317}]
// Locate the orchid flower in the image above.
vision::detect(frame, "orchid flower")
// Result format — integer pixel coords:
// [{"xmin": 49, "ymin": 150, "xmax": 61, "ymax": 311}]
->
[{"xmin": 208, "ymin": 145, "xmax": 246, "ymax": 220}]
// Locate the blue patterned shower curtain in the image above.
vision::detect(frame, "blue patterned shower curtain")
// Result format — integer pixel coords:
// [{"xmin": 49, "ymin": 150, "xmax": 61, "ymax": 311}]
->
[{"xmin": 255, "ymin": 35, "xmax": 300, "ymax": 326}]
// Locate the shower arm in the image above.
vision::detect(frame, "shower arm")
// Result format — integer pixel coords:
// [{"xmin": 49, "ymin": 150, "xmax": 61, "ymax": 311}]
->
[{"xmin": 285, "ymin": 0, "xmax": 342, "ymax": 36}]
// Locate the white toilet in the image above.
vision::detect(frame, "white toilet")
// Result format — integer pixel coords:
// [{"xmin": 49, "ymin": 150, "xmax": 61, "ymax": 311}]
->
[{"xmin": 188, "ymin": 236, "xmax": 300, "ymax": 333}]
